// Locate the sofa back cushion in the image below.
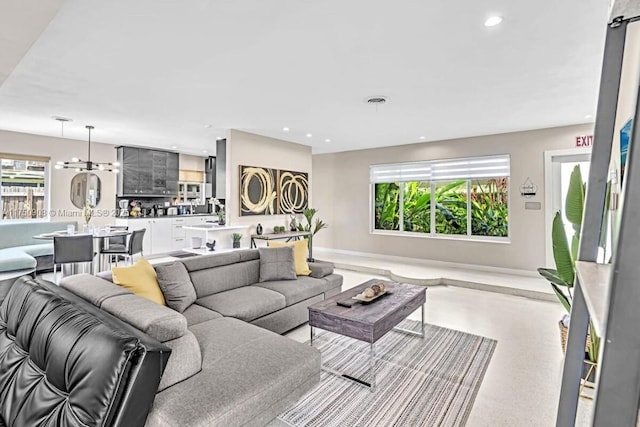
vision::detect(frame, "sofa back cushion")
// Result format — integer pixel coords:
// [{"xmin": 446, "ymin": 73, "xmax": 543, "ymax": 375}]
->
[
  {"xmin": 0, "ymin": 277, "xmax": 170, "ymax": 427},
  {"xmin": 61, "ymin": 274, "xmax": 188, "ymax": 343},
  {"xmin": 0, "ymin": 221, "xmax": 77, "ymax": 249},
  {"xmin": 182, "ymin": 250, "xmax": 260, "ymax": 298}
]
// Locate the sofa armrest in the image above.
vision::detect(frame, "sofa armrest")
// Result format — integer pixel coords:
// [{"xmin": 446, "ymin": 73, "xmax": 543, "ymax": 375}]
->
[{"xmin": 308, "ymin": 261, "xmax": 334, "ymax": 279}]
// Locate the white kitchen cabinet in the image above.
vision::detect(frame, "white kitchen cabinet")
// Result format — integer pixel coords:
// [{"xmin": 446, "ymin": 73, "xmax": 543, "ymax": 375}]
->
[{"xmin": 115, "ymin": 217, "xmax": 174, "ymax": 255}]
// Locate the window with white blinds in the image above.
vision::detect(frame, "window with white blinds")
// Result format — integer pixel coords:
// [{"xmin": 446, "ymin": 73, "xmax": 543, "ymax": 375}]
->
[
  {"xmin": 370, "ymin": 155, "xmax": 510, "ymax": 183},
  {"xmin": 371, "ymin": 155, "xmax": 510, "ymax": 240}
]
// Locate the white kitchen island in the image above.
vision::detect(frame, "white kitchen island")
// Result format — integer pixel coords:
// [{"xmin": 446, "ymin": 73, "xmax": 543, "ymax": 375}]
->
[{"xmin": 182, "ymin": 224, "xmax": 249, "ymax": 253}]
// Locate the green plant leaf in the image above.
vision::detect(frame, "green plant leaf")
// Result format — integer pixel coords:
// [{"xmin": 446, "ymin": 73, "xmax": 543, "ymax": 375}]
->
[
  {"xmin": 551, "ymin": 283, "xmax": 572, "ymax": 312},
  {"xmin": 552, "ymin": 211, "xmax": 575, "ymax": 286},
  {"xmin": 565, "ymin": 166, "xmax": 584, "ymax": 229},
  {"xmin": 537, "ymin": 268, "xmax": 570, "ymax": 288}
]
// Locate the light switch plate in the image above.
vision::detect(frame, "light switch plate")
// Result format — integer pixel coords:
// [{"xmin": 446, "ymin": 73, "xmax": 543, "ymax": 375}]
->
[{"xmin": 525, "ymin": 202, "xmax": 542, "ymax": 210}]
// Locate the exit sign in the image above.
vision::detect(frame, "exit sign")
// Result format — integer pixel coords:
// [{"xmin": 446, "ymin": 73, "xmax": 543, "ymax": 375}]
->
[{"xmin": 576, "ymin": 135, "xmax": 593, "ymax": 147}]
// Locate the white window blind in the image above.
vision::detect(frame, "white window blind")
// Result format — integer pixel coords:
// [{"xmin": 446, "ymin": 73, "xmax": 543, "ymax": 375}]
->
[{"xmin": 370, "ymin": 155, "xmax": 510, "ymax": 183}]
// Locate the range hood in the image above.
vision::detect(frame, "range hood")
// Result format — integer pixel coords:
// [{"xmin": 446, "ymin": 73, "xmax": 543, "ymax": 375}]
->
[{"xmin": 205, "ymin": 138, "xmax": 226, "ymax": 199}]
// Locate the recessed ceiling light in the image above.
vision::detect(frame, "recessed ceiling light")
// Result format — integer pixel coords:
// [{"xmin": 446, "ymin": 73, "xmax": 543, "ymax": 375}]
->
[
  {"xmin": 283, "ymin": 127, "xmax": 290, "ymax": 132},
  {"xmin": 204, "ymin": 124, "xmax": 212, "ymax": 129},
  {"xmin": 306, "ymin": 133, "xmax": 313, "ymax": 138},
  {"xmin": 419, "ymin": 136, "xmax": 426, "ymax": 140},
  {"xmin": 171, "ymin": 145, "xmax": 177, "ymax": 149},
  {"xmin": 484, "ymin": 16, "xmax": 503, "ymax": 27},
  {"xmin": 584, "ymin": 114, "xmax": 593, "ymax": 119},
  {"xmin": 216, "ymin": 136, "xmax": 223, "ymax": 140},
  {"xmin": 325, "ymin": 139, "xmax": 331, "ymax": 143},
  {"xmin": 202, "ymin": 150, "xmax": 208, "ymax": 154}
]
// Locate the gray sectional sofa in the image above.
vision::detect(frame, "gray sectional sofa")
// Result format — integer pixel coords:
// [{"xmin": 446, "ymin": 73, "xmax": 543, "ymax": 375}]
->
[{"xmin": 59, "ymin": 249, "xmax": 343, "ymax": 426}]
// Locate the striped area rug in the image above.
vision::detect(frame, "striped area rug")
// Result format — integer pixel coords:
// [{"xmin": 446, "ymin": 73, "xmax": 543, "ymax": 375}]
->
[{"xmin": 277, "ymin": 320, "xmax": 496, "ymax": 427}]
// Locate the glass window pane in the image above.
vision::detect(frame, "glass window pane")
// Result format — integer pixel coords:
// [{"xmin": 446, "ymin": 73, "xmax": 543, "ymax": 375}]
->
[
  {"xmin": 470, "ymin": 178, "xmax": 509, "ymax": 237},
  {"xmin": 434, "ymin": 180, "xmax": 467, "ymax": 235},
  {"xmin": 403, "ymin": 181, "xmax": 430, "ymax": 233},
  {"xmin": 374, "ymin": 182, "xmax": 400, "ymax": 230},
  {"xmin": 1, "ymin": 158, "xmax": 47, "ymax": 220}
]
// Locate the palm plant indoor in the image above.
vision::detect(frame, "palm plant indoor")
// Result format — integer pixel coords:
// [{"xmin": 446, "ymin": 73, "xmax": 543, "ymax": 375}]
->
[
  {"xmin": 297, "ymin": 208, "xmax": 327, "ymax": 262},
  {"xmin": 537, "ymin": 165, "xmax": 605, "ymax": 366}
]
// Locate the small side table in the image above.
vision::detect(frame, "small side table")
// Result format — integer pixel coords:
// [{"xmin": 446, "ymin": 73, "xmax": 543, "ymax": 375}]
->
[{"xmin": 250, "ymin": 231, "xmax": 313, "ymax": 259}]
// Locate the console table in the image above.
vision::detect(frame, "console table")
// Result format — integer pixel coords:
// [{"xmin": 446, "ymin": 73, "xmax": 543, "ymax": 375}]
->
[{"xmin": 250, "ymin": 230, "xmax": 313, "ymax": 259}]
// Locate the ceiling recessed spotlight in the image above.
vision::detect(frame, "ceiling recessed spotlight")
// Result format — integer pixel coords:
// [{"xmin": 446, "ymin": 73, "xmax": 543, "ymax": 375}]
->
[
  {"xmin": 306, "ymin": 133, "xmax": 313, "ymax": 138},
  {"xmin": 283, "ymin": 127, "xmax": 290, "ymax": 132},
  {"xmin": 204, "ymin": 124, "xmax": 212, "ymax": 128},
  {"xmin": 325, "ymin": 139, "xmax": 331, "ymax": 143},
  {"xmin": 584, "ymin": 114, "xmax": 593, "ymax": 119},
  {"xmin": 419, "ymin": 136, "xmax": 426, "ymax": 140},
  {"xmin": 202, "ymin": 150, "xmax": 208, "ymax": 154},
  {"xmin": 484, "ymin": 16, "xmax": 503, "ymax": 27},
  {"xmin": 216, "ymin": 136, "xmax": 223, "ymax": 140},
  {"xmin": 171, "ymin": 145, "xmax": 177, "ymax": 149}
]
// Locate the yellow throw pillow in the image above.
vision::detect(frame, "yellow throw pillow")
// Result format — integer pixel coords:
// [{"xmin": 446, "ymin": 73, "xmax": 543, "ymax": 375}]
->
[
  {"xmin": 112, "ymin": 258, "xmax": 166, "ymax": 305},
  {"xmin": 268, "ymin": 239, "xmax": 311, "ymax": 276}
]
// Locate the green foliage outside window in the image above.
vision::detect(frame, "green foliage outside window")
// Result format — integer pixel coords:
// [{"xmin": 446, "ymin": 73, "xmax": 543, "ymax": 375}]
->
[
  {"xmin": 373, "ymin": 177, "xmax": 508, "ymax": 238},
  {"xmin": 374, "ymin": 182, "xmax": 400, "ymax": 230}
]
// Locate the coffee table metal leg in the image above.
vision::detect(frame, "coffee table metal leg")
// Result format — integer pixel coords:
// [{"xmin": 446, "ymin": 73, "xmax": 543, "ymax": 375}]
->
[
  {"xmin": 393, "ymin": 303, "xmax": 426, "ymax": 338},
  {"xmin": 369, "ymin": 342, "xmax": 376, "ymax": 392},
  {"xmin": 310, "ymin": 325, "xmax": 315, "ymax": 347}
]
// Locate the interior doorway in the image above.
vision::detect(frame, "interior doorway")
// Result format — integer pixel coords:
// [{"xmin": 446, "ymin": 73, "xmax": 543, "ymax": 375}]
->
[{"xmin": 544, "ymin": 148, "xmax": 592, "ymax": 268}]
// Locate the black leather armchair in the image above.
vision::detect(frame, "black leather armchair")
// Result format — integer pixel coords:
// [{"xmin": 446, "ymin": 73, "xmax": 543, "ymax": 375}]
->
[{"xmin": 0, "ymin": 277, "xmax": 171, "ymax": 427}]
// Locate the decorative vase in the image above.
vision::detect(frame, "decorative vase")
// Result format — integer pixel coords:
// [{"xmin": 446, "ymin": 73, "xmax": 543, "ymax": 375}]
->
[
  {"xmin": 256, "ymin": 224, "xmax": 263, "ymax": 235},
  {"xmin": 233, "ymin": 241, "xmax": 240, "ymax": 249}
]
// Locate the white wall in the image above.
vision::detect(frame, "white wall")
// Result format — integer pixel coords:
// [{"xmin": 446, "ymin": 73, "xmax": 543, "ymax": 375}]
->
[
  {"xmin": 226, "ymin": 129, "xmax": 312, "ymax": 246},
  {"xmin": 312, "ymin": 124, "xmax": 594, "ymax": 271},
  {"xmin": 179, "ymin": 153, "xmax": 205, "ymax": 171},
  {"xmin": 0, "ymin": 129, "xmax": 118, "ymax": 226}
]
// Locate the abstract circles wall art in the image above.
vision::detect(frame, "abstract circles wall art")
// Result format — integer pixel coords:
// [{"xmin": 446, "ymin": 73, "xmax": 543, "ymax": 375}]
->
[
  {"xmin": 240, "ymin": 166, "xmax": 277, "ymax": 216},
  {"xmin": 278, "ymin": 170, "xmax": 308, "ymax": 214}
]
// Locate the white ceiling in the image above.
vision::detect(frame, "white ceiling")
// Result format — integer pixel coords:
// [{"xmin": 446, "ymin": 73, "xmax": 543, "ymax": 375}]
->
[{"xmin": 0, "ymin": 0, "xmax": 609, "ymax": 155}]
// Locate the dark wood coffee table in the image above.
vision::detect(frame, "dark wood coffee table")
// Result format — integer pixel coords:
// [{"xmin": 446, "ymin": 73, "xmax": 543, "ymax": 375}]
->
[{"xmin": 308, "ymin": 279, "xmax": 426, "ymax": 391}]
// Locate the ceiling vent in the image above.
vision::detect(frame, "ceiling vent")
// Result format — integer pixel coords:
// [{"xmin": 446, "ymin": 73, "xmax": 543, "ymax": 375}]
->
[{"xmin": 365, "ymin": 96, "xmax": 388, "ymax": 105}]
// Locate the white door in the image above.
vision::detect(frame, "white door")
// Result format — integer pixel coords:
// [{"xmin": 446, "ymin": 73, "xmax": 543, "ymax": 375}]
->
[{"xmin": 544, "ymin": 149, "xmax": 591, "ymax": 268}]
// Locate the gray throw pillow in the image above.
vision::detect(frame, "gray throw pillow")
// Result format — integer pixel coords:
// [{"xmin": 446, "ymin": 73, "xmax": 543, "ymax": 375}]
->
[
  {"xmin": 155, "ymin": 262, "xmax": 197, "ymax": 313},
  {"xmin": 259, "ymin": 247, "xmax": 297, "ymax": 282}
]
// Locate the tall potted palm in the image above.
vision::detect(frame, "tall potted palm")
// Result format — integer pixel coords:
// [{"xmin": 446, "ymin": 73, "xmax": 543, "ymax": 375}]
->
[
  {"xmin": 297, "ymin": 208, "xmax": 327, "ymax": 262},
  {"xmin": 537, "ymin": 166, "xmax": 603, "ymax": 378}
]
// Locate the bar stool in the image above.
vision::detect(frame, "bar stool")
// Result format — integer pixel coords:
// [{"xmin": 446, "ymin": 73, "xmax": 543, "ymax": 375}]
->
[{"xmin": 53, "ymin": 235, "xmax": 95, "ymax": 284}]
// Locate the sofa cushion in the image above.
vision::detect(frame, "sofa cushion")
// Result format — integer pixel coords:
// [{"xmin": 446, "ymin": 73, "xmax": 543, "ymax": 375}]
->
[
  {"xmin": 101, "ymin": 294, "xmax": 187, "ymax": 342},
  {"xmin": 308, "ymin": 261, "xmax": 335, "ymax": 279},
  {"xmin": 0, "ymin": 249, "xmax": 36, "ymax": 273},
  {"xmin": 268, "ymin": 239, "xmax": 311, "ymax": 276},
  {"xmin": 146, "ymin": 317, "xmax": 320, "ymax": 427},
  {"xmin": 182, "ymin": 303, "xmax": 223, "ymax": 327},
  {"xmin": 157, "ymin": 330, "xmax": 202, "ymax": 392},
  {"xmin": 60, "ymin": 273, "xmax": 133, "ymax": 306},
  {"xmin": 155, "ymin": 261, "xmax": 197, "ymax": 312},
  {"xmin": 323, "ymin": 273, "xmax": 344, "ymax": 293},
  {"xmin": 255, "ymin": 276, "xmax": 329, "ymax": 306},
  {"xmin": 196, "ymin": 286, "xmax": 286, "ymax": 322},
  {"xmin": 0, "ymin": 221, "xmax": 76, "ymax": 249},
  {"xmin": 13, "ymin": 243, "xmax": 54, "ymax": 258},
  {"xmin": 258, "ymin": 246, "xmax": 296, "ymax": 282},
  {"xmin": 112, "ymin": 258, "xmax": 166, "ymax": 305},
  {"xmin": 189, "ymin": 260, "xmax": 261, "ymax": 298}
]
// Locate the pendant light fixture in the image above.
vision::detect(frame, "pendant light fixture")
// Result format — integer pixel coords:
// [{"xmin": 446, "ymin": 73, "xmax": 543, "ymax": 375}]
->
[{"xmin": 55, "ymin": 125, "xmax": 120, "ymax": 173}]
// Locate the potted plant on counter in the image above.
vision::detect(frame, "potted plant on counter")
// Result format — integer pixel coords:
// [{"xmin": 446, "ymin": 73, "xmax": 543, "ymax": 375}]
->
[
  {"xmin": 232, "ymin": 233, "xmax": 242, "ymax": 249},
  {"xmin": 538, "ymin": 165, "xmax": 606, "ymax": 387}
]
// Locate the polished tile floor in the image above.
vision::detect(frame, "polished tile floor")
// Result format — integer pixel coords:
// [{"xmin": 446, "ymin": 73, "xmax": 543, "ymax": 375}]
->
[{"xmin": 286, "ymin": 269, "xmax": 593, "ymax": 426}]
